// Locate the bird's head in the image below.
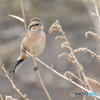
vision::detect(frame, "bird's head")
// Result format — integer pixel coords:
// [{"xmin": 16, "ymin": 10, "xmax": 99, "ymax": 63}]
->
[{"xmin": 28, "ymin": 17, "xmax": 44, "ymax": 31}]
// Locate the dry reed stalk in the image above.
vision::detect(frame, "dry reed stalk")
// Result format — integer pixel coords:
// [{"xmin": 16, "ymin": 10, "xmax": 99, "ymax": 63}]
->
[
  {"xmin": 24, "ymin": 49, "xmax": 100, "ymax": 99},
  {"xmin": 20, "ymin": 0, "xmax": 52, "ymax": 99},
  {"xmin": 21, "ymin": 0, "xmax": 27, "ymax": 34},
  {"xmin": 0, "ymin": 64, "xmax": 29, "ymax": 100},
  {"xmin": 32, "ymin": 57, "xmax": 52, "ymax": 100},
  {"xmin": 49, "ymin": 20, "xmax": 96, "ymax": 99},
  {"xmin": 37, "ymin": 70, "xmax": 52, "ymax": 100}
]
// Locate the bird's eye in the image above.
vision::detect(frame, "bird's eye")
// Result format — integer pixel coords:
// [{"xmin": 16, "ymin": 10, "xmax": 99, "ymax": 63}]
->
[
  {"xmin": 28, "ymin": 23, "xmax": 40, "ymax": 29},
  {"xmin": 35, "ymin": 24, "xmax": 39, "ymax": 26}
]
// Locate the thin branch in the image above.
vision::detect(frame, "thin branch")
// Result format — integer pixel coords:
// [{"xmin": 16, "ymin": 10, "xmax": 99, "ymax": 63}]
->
[
  {"xmin": 92, "ymin": 0, "xmax": 100, "ymax": 24},
  {"xmin": 0, "ymin": 64, "xmax": 29, "ymax": 100},
  {"xmin": 21, "ymin": 0, "xmax": 28, "ymax": 33},
  {"xmin": 25, "ymin": 49, "xmax": 100, "ymax": 99},
  {"xmin": 32, "ymin": 57, "xmax": 52, "ymax": 100},
  {"xmin": 37, "ymin": 70, "xmax": 52, "ymax": 100},
  {"xmin": 83, "ymin": 0, "xmax": 100, "ymax": 28}
]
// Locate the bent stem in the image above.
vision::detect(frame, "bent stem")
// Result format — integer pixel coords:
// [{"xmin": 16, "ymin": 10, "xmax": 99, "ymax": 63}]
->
[
  {"xmin": 0, "ymin": 64, "xmax": 29, "ymax": 100},
  {"xmin": 37, "ymin": 70, "xmax": 52, "ymax": 100},
  {"xmin": 32, "ymin": 57, "xmax": 52, "ymax": 100},
  {"xmin": 25, "ymin": 49, "xmax": 100, "ymax": 99},
  {"xmin": 60, "ymin": 28, "xmax": 94, "ymax": 92},
  {"xmin": 21, "ymin": 0, "xmax": 27, "ymax": 33}
]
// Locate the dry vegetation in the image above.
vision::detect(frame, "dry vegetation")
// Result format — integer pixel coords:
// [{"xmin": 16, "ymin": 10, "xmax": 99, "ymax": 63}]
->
[{"xmin": 0, "ymin": 0, "xmax": 100, "ymax": 100}]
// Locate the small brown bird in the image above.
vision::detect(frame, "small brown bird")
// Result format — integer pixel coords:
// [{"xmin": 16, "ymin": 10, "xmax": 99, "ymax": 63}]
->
[{"xmin": 10, "ymin": 17, "xmax": 46, "ymax": 73}]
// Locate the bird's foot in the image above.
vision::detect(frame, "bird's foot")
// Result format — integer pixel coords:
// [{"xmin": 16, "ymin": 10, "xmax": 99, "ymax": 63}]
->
[
  {"xmin": 9, "ymin": 69, "xmax": 16, "ymax": 75},
  {"xmin": 34, "ymin": 66, "xmax": 38, "ymax": 71}
]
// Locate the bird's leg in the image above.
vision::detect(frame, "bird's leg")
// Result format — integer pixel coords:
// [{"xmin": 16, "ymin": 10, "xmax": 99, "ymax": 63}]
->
[{"xmin": 33, "ymin": 56, "xmax": 38, "ymax": 71}]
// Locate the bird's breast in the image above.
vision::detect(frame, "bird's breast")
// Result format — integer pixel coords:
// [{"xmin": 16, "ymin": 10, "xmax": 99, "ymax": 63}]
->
[{"xmin": 21, "ymin": 31, "xmax": 46, "ymax": 57}]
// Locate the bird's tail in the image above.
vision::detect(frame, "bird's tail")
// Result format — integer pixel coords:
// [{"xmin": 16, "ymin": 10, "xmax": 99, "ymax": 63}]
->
[{"xmin": 9, "ymin": 59, "xmax": 25, "ymax": 74}]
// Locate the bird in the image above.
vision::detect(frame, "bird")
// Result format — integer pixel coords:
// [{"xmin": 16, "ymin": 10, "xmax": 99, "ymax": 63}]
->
[{"xmin": 10, "ymin": 17, "xmax": 46, "ymax": 74}]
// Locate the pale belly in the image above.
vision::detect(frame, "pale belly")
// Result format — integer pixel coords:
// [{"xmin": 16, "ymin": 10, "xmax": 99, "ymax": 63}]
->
[{"xmin": 31, "ymin": 37, "xmax": 46, "ymax": 56}]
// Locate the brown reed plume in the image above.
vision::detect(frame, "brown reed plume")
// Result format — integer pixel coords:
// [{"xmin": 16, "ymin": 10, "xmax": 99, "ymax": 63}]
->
[
  {"xmin": 85, "ymin": 31, "xmax": 100, "ymax": 40},
  {"xmin": 48, "ymin": 19, "xmax": 99, "ymax": 100},
  {"xmin": 0, "ymin": 94, "xmax": 18, "ymax": 100}
]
